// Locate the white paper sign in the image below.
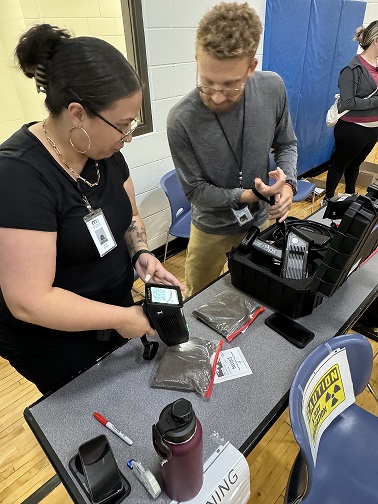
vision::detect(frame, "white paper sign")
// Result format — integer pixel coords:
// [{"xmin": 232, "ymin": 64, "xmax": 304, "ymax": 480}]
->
[
  {"xmin": 301, "ymin": 347, "xmax": 355, "ymax": 465},
  {"xmin": 170, "ymin": 442, "xmax": 250, "ymax": 504},
  {"xmin": 214, "ymin": 347, "xmax": 252, "ymax": 383}
]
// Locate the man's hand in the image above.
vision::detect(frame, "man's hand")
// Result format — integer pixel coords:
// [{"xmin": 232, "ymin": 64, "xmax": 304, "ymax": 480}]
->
[
  {"xmin": 240, "ymin": 167, "xmax": 286, "ymax": 204},
  {"xmin": 254, "ymin": 167, "xmax": 286, "ymax": 199},
  {"xmin": 267, "ymin": 183, "xmax": 293, "ymax": 222},
  {"xmin": 240, "ymin": 167, "xmax": 293, "ymax": 222}
]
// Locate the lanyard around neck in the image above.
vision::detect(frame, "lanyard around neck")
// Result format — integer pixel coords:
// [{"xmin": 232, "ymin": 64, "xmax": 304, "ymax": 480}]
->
[
  {"xmin": 214, "ymin": 93, "xmax": 246, "ymax": 188},
  {"xmin": 75, "ymin": 180, "xmax": 95, "ymax": 212}
]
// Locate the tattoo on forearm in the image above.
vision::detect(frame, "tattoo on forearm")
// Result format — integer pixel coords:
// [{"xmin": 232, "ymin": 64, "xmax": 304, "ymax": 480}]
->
[
  {"xmin": 126, "ymin": 221, "xmax": 148, "ymax": 258},
  {"xmin": 136, "ymin": 227, "xmax": 147, "ymax": 243},
  {"xmin": 129, "ymin": 220, "xmax": 137, "ymax": 232}
]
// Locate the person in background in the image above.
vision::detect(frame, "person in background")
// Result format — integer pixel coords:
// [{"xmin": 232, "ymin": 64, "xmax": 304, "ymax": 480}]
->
[
  {"xmin": 324, "ymin": 21, "xmax": 378, "ymax": 204},
  {"xmin": 167, "ymin": 2, "xmax": 297, "ymax": 298},
  {"xmin": 0, "ymin": 24, "xmax": 183, "ymax": 394}
]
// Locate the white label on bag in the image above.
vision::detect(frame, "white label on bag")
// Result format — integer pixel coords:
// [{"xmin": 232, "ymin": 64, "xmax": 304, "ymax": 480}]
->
[{"xmin": 214, "ymin": 348, "xmax": 252, "ymax": 383}]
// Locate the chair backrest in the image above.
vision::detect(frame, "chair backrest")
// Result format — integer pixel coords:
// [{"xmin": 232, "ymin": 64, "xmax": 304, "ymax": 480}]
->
[
  {"xmin": 160, "ymin": 170, "xmax": 191, "ymax": 223},
  {"xmin": 289, "ymin": 333, "xmax": 372, "ymax": 470}
]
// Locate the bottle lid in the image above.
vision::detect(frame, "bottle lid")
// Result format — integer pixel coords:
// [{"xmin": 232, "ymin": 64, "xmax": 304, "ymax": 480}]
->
[{"xmin": 155, "ymin": 398, "xmax": 196, "ymax": 444}]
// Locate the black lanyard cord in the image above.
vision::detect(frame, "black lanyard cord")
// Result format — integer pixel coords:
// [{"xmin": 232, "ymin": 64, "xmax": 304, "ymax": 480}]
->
[
  {"xmin": 214, "ymin": 93, "xmax": 246, "ymax": 188},
  {"xmin": 76, "ymin": 181, "xmax": 95, "ymax": 212}
]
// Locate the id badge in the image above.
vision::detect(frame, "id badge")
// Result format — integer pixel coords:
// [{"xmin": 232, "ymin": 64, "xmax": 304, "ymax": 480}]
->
[
  {"xmin": 83, "ymin": 208, "xmax": 117, "ymax": 257},
  {"xmin": 232, "ymin": 206, "xmax": 253, "ymax": 226}
]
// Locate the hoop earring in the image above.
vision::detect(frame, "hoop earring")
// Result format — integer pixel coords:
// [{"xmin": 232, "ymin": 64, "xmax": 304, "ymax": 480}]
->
[{"xmin": 69, "ymin": 126, "xmax": 91, "ymax": 154}]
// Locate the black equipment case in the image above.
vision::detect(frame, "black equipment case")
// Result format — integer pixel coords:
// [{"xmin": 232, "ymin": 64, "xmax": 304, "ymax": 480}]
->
[{"xmin": 228, "ymin": 196, "xmax": 378, "ymax": 318}]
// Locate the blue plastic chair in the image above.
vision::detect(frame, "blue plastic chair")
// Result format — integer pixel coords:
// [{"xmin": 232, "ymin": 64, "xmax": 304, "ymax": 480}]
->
[
  {"xmin": 285, "ymin": 333, "xmax": 378, "ymax": 504},
  {"xmin": 292, "ymin": 180, "xmax": 316, "ymax": 204},
  {"xmin": 160, "ymin": 170, "xmax": 191, "ymax": 264}
]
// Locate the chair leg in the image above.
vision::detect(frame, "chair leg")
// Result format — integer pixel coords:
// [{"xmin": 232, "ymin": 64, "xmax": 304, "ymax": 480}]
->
[
  {"xmin": 367, "ymin": 382, "xmax": 378, "ymax": 404},
  {"xmin": 284, "ymin": 452, "xmax": 308, "ymax": 504},
  {"xmin": 163, "ymin": 232, "xmax": 170, "ymax": 265}
]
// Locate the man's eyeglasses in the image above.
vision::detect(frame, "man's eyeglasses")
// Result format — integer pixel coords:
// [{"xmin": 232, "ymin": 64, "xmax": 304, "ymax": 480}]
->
[
  {"xmin": 196, "ymin": 67, "xmax": 250, "ymax": 97},
  {"xmin": 196, "ymin": 81, "xmax": 247, "ymax": 97},
  {"xmin": 68, "ymin": 89, "xmax": 140, "ymax": 142}
]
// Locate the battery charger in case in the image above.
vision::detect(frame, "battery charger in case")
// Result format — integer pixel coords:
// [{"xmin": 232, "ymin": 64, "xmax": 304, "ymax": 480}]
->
[{"xmin": 281, "ymin": 228, "xmax": 311, "ymax": 280}]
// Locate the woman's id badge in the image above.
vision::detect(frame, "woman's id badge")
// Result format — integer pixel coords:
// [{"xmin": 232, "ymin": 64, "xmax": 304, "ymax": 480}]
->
[{"xmin": 83, "ymin": 208, "xmax": 117, "ymax": 257}]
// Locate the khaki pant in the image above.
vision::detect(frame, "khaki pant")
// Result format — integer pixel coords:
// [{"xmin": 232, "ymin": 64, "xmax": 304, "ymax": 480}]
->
[{"xmin": 185, "ymin": 221, "xmax": 269, "ymax": 297}]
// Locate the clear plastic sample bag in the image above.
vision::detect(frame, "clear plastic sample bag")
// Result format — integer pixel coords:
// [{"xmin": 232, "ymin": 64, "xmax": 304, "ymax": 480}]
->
[
  {"xmin": 150, "ymin": 337, "xmax": 223, "ymax": 399},
  {"xmin": 192, "ymin": 289, "xmax": 265, "ymax": 342}
]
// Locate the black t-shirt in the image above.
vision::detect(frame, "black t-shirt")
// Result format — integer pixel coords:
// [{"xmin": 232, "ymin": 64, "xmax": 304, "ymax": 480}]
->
[{"xmin": 0, "ymin": 124, "xmax": 134, "ymax": 392}]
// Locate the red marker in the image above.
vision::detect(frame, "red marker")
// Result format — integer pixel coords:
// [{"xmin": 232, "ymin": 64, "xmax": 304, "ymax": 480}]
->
[{"xmin": 93, "ymin": 412, "xmax": 133, "ymax": 446}]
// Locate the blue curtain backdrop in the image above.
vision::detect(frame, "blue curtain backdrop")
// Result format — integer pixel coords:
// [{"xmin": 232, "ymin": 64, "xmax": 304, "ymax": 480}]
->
[{"xmin": 263, "ymin": 0, "xmax": 366, "ymax": 176}]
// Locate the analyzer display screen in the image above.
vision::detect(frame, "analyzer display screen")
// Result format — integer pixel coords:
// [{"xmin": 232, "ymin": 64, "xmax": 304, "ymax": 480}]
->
[{"xmin": 150, "ymin": 286, "xmax": 180, "ymax": 305}]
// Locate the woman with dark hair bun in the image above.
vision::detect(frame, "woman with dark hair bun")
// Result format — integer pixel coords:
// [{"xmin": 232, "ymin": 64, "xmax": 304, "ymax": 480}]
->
[
  {"xmin": 0, "ymin": 24, "xmax": 183, "ymax": 394},
  {"xmin": 324, "ymin": 21, "xmax": 378, "ymax": 204}
]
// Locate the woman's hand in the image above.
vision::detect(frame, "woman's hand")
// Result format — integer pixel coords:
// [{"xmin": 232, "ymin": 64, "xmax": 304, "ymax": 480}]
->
[
  {"xmin": 134, "ymin": 253, "xmax": 185, "ymax": 291},
  {"xmin": 115, "ymin": 304, "xmax": 155, "ymax": 339}
]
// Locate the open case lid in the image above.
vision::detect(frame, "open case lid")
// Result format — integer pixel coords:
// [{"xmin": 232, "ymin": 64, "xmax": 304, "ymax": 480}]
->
[{"xmin": 310, "ymin": 195, "xmax": 378, "ymax": 297}]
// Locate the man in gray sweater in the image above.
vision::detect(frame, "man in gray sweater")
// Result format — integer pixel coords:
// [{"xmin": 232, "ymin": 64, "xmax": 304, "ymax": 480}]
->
[{"xmin": 167, "ymin": 2, "xmax": 297, "ymax": 297}]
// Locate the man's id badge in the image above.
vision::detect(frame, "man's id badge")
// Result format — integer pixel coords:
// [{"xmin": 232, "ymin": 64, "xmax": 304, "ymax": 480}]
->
[
  {"xmin": 83, "ymin": 208, "xmax": 117, "ymax": 257},
  {"xmin": 232, "ymin": 206, "xmax": 253, "ymax": 226}
]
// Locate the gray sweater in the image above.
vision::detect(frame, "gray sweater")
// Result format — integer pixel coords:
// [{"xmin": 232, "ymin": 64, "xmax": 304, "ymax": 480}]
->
[
  {"xmin": 339, "ymin": 55, "xmax": 378, "ymax": 119},
  {"xmin": 167, "ymin": 71, "xmax": 297, "ymax": 235}
]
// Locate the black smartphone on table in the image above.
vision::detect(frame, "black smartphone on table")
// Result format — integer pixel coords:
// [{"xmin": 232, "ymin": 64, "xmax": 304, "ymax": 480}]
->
[
  {"xmin": 73, "ymin": 434, "xmax": 129, "ymax": 504},
  {"xmin": 264, "ymin": 312, "xmax": 314, "ymax": 348}
]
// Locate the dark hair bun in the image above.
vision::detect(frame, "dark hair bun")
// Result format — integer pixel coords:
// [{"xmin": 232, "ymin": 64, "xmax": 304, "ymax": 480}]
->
[
  {"xmin": 15, "ymin": 24, "xmax": 71, "ymax": 78},
  {"xmin": 14, "ymin": 23, "xmax": 140, "ymax": 114}
]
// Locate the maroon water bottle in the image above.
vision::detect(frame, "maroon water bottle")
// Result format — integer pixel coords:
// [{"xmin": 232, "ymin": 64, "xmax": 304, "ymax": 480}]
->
[{"xmin": 152, "ymin": 398, "xmax": 203, "ymax": 501}]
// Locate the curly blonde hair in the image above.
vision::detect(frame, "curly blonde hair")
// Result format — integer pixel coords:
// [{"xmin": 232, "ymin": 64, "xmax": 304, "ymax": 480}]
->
[
  {"xmin": 196, "ymin": 2, "xmax": 262, "ymax": 59},
  {"xmin": 353, "ymin": 21, "xmax": 378, "ymax": 50}
]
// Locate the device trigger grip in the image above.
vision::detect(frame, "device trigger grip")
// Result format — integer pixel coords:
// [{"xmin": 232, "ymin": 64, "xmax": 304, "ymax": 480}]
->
[{"xmin": 141, "ymin": 335, "xmax": 159, "ymax": 360}]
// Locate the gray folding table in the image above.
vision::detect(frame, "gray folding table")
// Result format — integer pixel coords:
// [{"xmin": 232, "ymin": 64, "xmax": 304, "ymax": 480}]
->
[{"xmin": 24, "ymin": 223, "xmax": 378, "ymax": 502}]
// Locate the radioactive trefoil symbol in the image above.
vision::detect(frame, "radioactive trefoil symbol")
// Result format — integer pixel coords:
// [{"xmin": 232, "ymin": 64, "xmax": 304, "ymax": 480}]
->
[{"xmin": 325, "ymin": 384, "xmax": 341, "ymax": 407}]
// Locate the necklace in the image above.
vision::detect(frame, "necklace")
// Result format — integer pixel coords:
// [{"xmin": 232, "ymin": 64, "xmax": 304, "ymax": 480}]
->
[{"xmin": 42, "ymin": 120, "xmax": 100, "ymax": 188}]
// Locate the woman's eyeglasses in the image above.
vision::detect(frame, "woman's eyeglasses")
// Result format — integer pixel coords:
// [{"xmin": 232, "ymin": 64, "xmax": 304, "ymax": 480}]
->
[
  {"xmin": 68, "ymin": 89, "xmax": 140, "ymax": 142},
  {"xmin": 90, "ymin": 111, "xmax": 140, "ymax": 142}
]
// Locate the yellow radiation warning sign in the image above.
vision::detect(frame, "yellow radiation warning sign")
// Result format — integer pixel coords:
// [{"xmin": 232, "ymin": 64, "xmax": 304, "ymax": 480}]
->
[
  {"xmin": 305, "ymin": 364, "xmax": 346, "ymax": 443},
  {"xmin": 302, "ymin": 347, "xmax": 355, "ymax": 464}
]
